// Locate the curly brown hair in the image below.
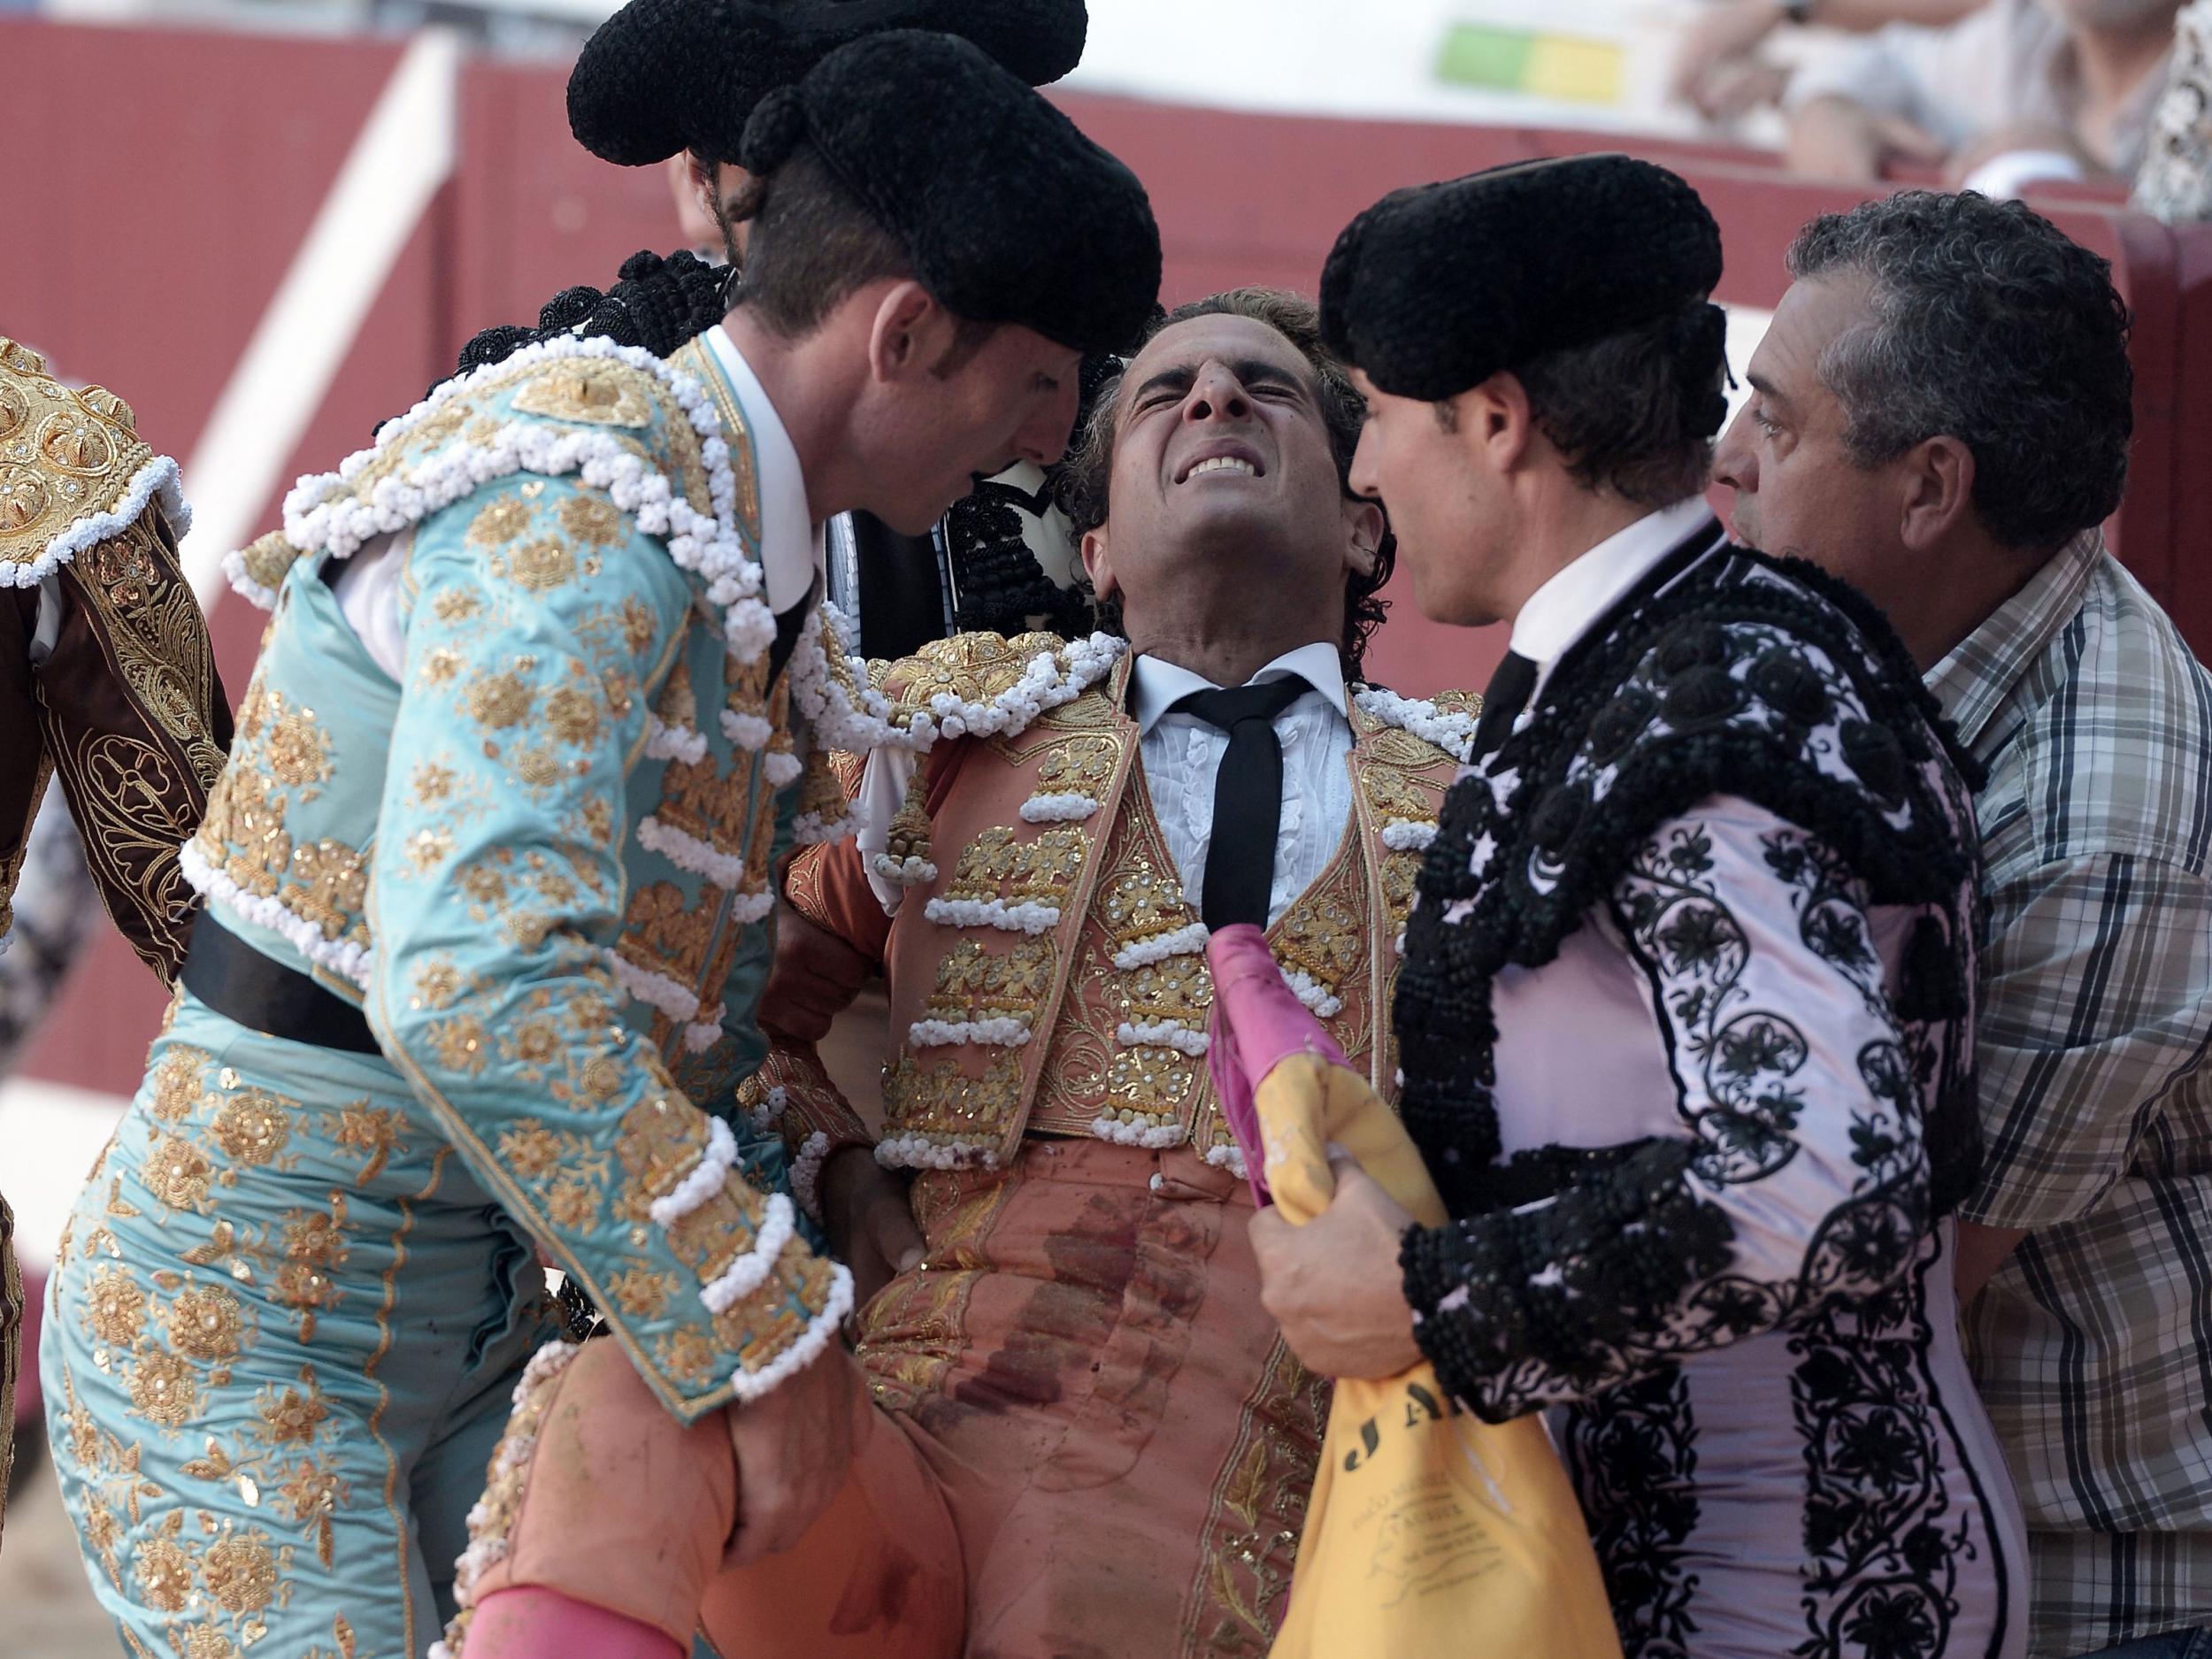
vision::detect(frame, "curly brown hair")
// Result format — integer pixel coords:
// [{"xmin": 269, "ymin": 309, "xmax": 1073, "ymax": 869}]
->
[{"xmin": 1056, "ymin": 288, "xmax": 1395, "ymax": 681}]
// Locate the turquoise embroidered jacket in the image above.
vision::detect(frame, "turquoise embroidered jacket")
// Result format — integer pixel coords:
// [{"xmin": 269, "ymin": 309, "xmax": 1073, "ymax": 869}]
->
[{"xmin": 189, "ymin": 337, "xmax": 865, "ymax": 1420}]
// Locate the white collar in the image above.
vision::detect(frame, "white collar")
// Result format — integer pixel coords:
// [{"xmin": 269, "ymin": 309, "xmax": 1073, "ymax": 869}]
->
[
  {"xmin": 1131, "ymin": 641, "xmax": 1349, "ymax": 738},
  {"xmin": 704, "ymin": 323, "xmax": 820, "ymax": 613},
  {"xmin": 1509, "ymin": 496, "xmax": 1717, "ymax": 676}
]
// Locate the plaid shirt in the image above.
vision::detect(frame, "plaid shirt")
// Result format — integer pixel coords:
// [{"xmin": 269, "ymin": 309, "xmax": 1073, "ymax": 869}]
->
[{"xmin": 1930, "ymin": 534, "xmax": 2212, "ymax": 1658}]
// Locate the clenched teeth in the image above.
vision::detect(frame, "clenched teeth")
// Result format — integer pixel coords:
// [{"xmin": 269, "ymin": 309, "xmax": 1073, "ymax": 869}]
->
[{"xmin": 1186, "ymin": 456, "xmax": 1256, "ymax": 480}]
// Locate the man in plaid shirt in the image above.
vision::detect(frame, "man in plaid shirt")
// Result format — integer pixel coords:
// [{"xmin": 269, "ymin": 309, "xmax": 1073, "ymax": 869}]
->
[{"xmin": 1716, "ymin": 189, "xmax": 2212, "ymax": 1659}]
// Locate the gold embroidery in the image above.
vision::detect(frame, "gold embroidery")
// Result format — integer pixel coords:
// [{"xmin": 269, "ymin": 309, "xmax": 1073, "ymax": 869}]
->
[
  {"xmin": 466, "ymin": 670, "xmax": 533, "ymax": 729},
  {"xmin": 881, "ymin": 1050, "xmax": 1025, "ymax": 1148},
  {"xmin": 512, "ymin": 363, "xmax": 655, "ymax": 428},
  {"xmin": 923, "ymin": 936, "xmax": 1055, "ymax": 1024},
  {"xmin": 434, "ymin": 587, "xmax": 484, "ymax": 625},
  {"xmin": 466, "ymin": 496, "xmax": 534, "ymax": 548},
  {"xmin": 558, "ymin": 492, "xmax": 626, "ymax": 548}
]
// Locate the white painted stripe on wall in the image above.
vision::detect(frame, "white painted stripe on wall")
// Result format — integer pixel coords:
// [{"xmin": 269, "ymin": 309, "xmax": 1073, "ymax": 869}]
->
[
  {"xmin": 0, "ymin": 1075, "xmax": 129, "ymax": 1271},
  {"xmin": 179, "ymin": 29, "xmax": 464, "ymax": 606}
]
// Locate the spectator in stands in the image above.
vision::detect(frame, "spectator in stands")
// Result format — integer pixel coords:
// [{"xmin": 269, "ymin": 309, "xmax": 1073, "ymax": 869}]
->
[
  {"xmin": 1779, "ymin": 0, "xmax": 2181, "ymax": 191},
  {"xmin": 1671, "ymin": 0, "xmax": 1978, "ymax": 125},
  {"xmin": 1715, "ymin": 189, "xmax": 2212, "ymax": 1659},
  {"xmin": 2135, "ymin": 0, "xmax": 2212, "ymax": 216}
]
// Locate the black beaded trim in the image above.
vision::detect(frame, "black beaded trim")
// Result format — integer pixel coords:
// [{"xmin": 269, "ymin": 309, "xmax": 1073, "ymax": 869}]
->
[{"xmin": 1397, "ymin": 548, "xmax": 1985, "ymax": 1225}]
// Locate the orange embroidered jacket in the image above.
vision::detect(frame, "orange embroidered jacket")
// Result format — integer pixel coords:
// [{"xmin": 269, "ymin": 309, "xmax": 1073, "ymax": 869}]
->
[{"xmin": 746, "ymin": 631, "xmax": 1476, "ymax": 1202}]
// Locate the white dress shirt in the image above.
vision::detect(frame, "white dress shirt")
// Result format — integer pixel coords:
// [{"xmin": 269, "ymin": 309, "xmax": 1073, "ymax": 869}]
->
[
  {"xmin": 857, "ymin": 641, "xmax": 1354, "ymax": 924},
  {"xmin": 1509, "ymin": 495, "xmax": 1717, "ymax": 692},
  {"xmin": 702, "ymin": 323, "xmax": 822, "ymax": 615}
]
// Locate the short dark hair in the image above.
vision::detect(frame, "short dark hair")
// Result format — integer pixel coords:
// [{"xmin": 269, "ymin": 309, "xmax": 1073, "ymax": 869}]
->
[
  {"xmin": 1479, "ymin": 301, "xmax": 1727, "ymax": 506},
  {"xmin": 723, "ymin": 143, "xmax": 910, "ymax": 337},
  {"xmin": 1786, "ymin": 190, "xmax": 2132, "ymax": 554},
  {"xmin": 1058, "ymin": 288, "xmax": 1395, "ymax": 679}
]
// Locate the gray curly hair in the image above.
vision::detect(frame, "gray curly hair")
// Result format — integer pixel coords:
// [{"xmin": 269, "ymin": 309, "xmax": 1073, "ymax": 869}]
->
[{"xmin": 1786, "ymin": 191, "xmax": 2132, "ymax": 554}]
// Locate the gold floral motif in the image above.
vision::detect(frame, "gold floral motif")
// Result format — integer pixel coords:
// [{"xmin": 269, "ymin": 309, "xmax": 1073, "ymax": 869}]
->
[
  {"xmin": 608, "ymin": 1266, "xmax": 680, "ymax": 1319},
  {"xmin": 1271, "ymin": 892, "xmax": 1362, "ymax": 999},
  {"xmin": 1010, "ymin": 828, "xmax": 1087, "ymax": 903},
  {"xmin": 150, "ymin": 1047, "xmax": 211, "ymax": 1122},
  {"xmin": 543, "ymin": 686, "xmax": 599, "ymax": 746},
  {"xmin": 558, "ymin": 492, "xmax": 626, "ymax": 549},
  {"xmin": 257, "ymin": 1379, "xmax": 331, "ymax": 1446},
  {"xmin": 1121, "ymin": 952, "xmax": 1212, "ymax": 1029},
  {"xmin": 86, "ymin": 1265, "xmax": 149, "ymax": 1347},
  {"xmin": 262, "ymin": 703, "xmax": 334, "ymax": 788},
  {"xmin": 211, "ymin": 1091, "xmax": 293, "ymax": 1166},
  {"xmin": 411, "ymin": 957, "xmax": 464, "ymax": 1010},
  {"xmin": 922, "ymin": 936, "xmax": 1055, "ymax": 1024},
  {"xmin": 499, "ymin": 1121, "xmax": 564, "ymax": 1181},
  {"xmin": 433, "ymin": 588, "xmax": 484, "ymax": 624},
  {"xmin": 319, "ymin": 1101, "xmax": 403, "ymax": 1183},
  {"xmin": 126, "ymin": 1348, "xmax": 199, "ymax": 1428},
  {"xmin": 466, "ymin": 495, "xmax": 534, "ymax": 548},
  {"xmin": 201, "ymin": 1533, "xmax": 278, "ymax": 1613},
  {"xmin": 504, "ymin": 539, "xmax": 577, "ymax": 591},
  {"xmin": 143, "ymin": 1135, "xmax": 213, "ymax": 1213},
  {"xmin": 419, "ymin": 647, "xmax": 464, "ymax": 687},
  {"xmin": 619, "ymin": 596, "xmax": 658, "ymax": 658},
  {"xmin": 426, "ymin": 1015, "xmax": 490, "ymax": 1075},
  {"xmin": 941, "ymin": 827, "xmax": 1020, "ymax": 903},
  {"xmin": 466, "ymin": 670, "xmax": 533, "ymax": 730},
  {"xmin": 655, "ymin": 1327, "xmax": 718, "ymax": 1389},
  {"xmin": 1031, "ymin": 733, "xmax": 1119, "ymax": 801},
  {"xmin": 1106, "ymin": 1044, "xmax": 1194, "ymax": 1106},
  {"xmin": 411, "ymin": 761, "xmax": 456, "ymax": 803},
  {"xmin": 1101, "ymin": 868, "xmax": 1194, "ymax": 951},
  {"xmin": 134, "ymin": 1533, "xmax": 194, "ymax": 1612},
  {"xmin": 167, "ymin": 1285, "xmax": 245, "ymax": 1362}
]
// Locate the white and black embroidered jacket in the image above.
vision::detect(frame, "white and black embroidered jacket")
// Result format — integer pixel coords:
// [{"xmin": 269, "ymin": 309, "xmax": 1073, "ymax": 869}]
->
[{"xmin": 1397, "ymin": 540, "xmax": 1985, "ymax": 1409}]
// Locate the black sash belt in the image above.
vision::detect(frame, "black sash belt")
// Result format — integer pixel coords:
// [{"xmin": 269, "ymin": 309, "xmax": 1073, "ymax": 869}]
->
[{"xmin": 180, "ymin": 910, "xmax": 382, "ymax": 1055}]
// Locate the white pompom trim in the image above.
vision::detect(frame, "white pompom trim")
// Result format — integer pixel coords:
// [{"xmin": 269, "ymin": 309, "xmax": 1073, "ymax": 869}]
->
[
  {"xmin": 1283, "ymin": 968, "xmax": 1343, "ymax": 1019},
  {"xmin": 729, "ymin": 887, "xmax": 773, "ymax": 926},
  {"xmin": 220, "ymin": 546, "xmax": 284, "ymax": 612},
  {"xmin": 746, "ymin": 1084, "xmax": 788, "ymax": 1133},
  {"xmin": 1353, "ymin": 685, "xmax": 1477, "ymax": 762},
  {"xmin": 7, "ymin": 456, "xmax": 189, "ymax": 590},
  {"xmin": 1381, "ymin": 818, "xmax": 1438, "ymax": 852},
  {"xmin": 722, "ymin": 707, "xmax": 776, "ymax": 749},
  {"xmin": 922, "ymin": 895, "xmax": 1061, "ymax": 934},
  {"xmin": 1087, "ymin": 1114, "xmax": 1189, "ymax": 1149},
  {"xmin": 910, "ymin": 1015, "xmax": 1033, "ymax": 1048},
  {"xmin": 635, "ymin": 815, "xmax": 747, "ymax": 890},
  {"xmin": 699, "ymin": 1192, "xmax": 796, "ymax": 1313},
  {"xmin": 788, "ymin": 601, "xmax": 1126, "ymax": 757},
  {"xmin": 1110, "ymin": 922, "xmax": 1210, "ymax": 972},
  {"xmin": 648, "ymin": 1114, "xmax": 738, "ymax": 1226},
  {"xmin": 644, "ymin": 715, "xmax": 709, "ymax": 767},
  {"xmin": 795, "ymin": 806, "xmax": 857, "ymax": 846},
  {"xmin": 1019, "ymin": 793, "xmax": 1100, "ymax": 824},
  {"xmin": 443, "ymin": 1337, "xmax": 582, "ymax": 1624},
  {"xmin": 608, "ymin": 950, "xmax": 703, "ymax": 1025},
  {"xmin": 872, "ymin": 853, "xmax": 938, "ymax": 887},
  {"xmin": 1116, "ymin": 1019, "xmax": 1210, "ymax": 1056},
  {"xmin": 1202, "ymin": 1142, "xmax": 1249, "ymax": 1179},
  {"xmin": 764, "ymin": 750, "xmax": 803, "ymax": 788},
  {"xmin": 875, "ymin": 1133, "xmax": 999, "ymax": 1171},
  {"xmin": 178, "ymin": 837, "xmax": 373, "ymax": 988},
  {"xmin": 684, "ymin": 1006, "xmax": 726, "ymax": 1054},
  {"xmin": 789, "ymin": 1130, "xmax": 833, "ymax": 1223},
  {"xmin": 276, "ymin": 335, "xmax": 773, "ymax": 661}
]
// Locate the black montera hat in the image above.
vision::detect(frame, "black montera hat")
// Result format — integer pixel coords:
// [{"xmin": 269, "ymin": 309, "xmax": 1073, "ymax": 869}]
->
[
  {"xmin": 1320, "ymin": 154, "xmax": 1725, "ymax": 403},
  {"xmin": 736, "ymin": 30, "xmax": 1161, "ymax": 355},
  {"xmin": 570, "ymin": 0, "xmax": 1087, "ymax": 167}
]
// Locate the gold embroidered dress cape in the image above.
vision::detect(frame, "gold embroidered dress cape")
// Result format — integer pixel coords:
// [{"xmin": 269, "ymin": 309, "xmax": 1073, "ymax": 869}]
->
[
  {"xmin": 0, "ymin": 338, "xmax": 230, "ymax": 1550},
  {"xmin": 40, "ymin": 336, "xmax": 860, "ymax": 1658}
]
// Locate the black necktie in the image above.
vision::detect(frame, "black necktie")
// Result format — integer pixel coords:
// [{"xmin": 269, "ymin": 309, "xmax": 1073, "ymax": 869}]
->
[
  {"xmin": 1470, "ymin": 649, "xmax": 1538, "ymax": 761},
  {"xmin": 1171, "ymin": 676, "xmax": 1311, "ymax": 931}
]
